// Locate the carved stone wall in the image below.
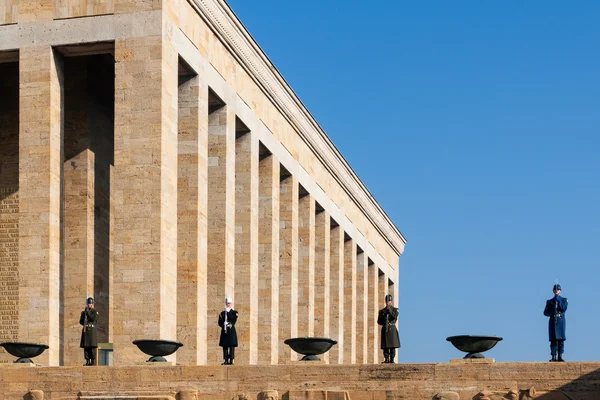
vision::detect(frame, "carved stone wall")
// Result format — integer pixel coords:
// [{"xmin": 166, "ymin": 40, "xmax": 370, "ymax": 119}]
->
[
  {"xmin": 0, "ymin": 363, "xmax": 599, "ymax": 400},
  {"xmin": 0, "ymin": 61, "xmax": 19, "ymax": 364}
]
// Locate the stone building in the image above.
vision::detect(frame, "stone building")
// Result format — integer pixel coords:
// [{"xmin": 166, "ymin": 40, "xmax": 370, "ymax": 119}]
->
[{"xmin": 0, "ymin": 0, "xmax": 406, "ymax": 366}]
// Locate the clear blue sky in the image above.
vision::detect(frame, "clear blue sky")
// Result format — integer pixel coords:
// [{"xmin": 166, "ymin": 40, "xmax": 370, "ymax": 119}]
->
[{"xmin": 227, "ymin": 1, "xmax": 600, "ymax": 363}]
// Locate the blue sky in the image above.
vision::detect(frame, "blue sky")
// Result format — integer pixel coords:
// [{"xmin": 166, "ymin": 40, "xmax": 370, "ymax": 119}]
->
[{"xmin": 227, "ymin": 1, "xmax": 600, "ymax": 363}]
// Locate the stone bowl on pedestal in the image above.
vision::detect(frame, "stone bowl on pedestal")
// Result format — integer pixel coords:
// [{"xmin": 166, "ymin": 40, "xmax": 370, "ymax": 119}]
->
[
  {"xmin": 446, "ymin": 335, "xmax": 503, "ymax": 359},
  {"xmin": 0, "ymin": 342, "xmax": 49, "ymax": 363},
  {"xmin": 284, "ymin": 337, "xmax": 337, "ymax": 361},
  {"xmin": 132, "ymin": 339, "xmax": 183, "ymax": 362}
]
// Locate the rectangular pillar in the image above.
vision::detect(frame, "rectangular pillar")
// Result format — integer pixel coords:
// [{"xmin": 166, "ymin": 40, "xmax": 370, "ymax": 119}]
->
[
  {"xmin": 297, "ymin": 193, "xmax": 315, "ymax": 337},
  {"xmin": 278, "ymin": 174, "xmax": 298, "ymax": 363},
  {"xmin": 234, "ymin": 124, "xmax": 259, "ymax": 365},
  {"xmin": 62, "ymin": 56, "xmax": 93, "ymax": 366},
  {"xmin": 343, "ymin": 238, "xmax": 356, "ymax": 364},
  {"xmin": 62, "ymin": 143, "xmax": 94, "ymax": 366},
  {"xmin": 355, "ymin": 250, "xmax": 368, "ymax": 364},
  {"xmin": 377, "ymin": 268, "xmax": 387, "ymax": 362},
  {"xmin": 177, "ymin": 71, "xmax": 208, "ymax": 365},
  {"xmin": 390, "ymin": 276, "xmax": 399, "ymax": 356},
  {"xmin": 257, "ymin": 153, "xmax": 280, "ymax": 364},
  {"xmin": 314, "ymin": 210, "xmax": 330, "ymax": 362},
  {"xmin": 368, "ymin": 259, "xmax": 378, "ymax": 363},
  {"xmin": 18, "ymin": 47, "xmax": 63, "ymax": 366},
  {"xmin": 112, "ymin": 36, "xmax": 179, "ymax": 364},
  {"xmin": 206, "ymin": 93, "xmax": 236, "ymax": 365},
  {"xmin": 328, "ymin": 225, "xmax": 344, "ymax": 364}
]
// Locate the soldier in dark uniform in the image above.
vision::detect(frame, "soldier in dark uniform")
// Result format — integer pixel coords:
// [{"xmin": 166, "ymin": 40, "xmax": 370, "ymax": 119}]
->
[
  {"xmin": 218, "ymin": 296, "xmax": 238, "ymax": 365},
  {"xmin": 377, "ymin": 294, "xmax": 400, "ymax": 363},
  {"xmin": 543, "ymin": 284, "xmax": 568, "ymax": 362},
  {"xmin": 79, "ymin": 297, "xmax": 98, "ymax": 366}
]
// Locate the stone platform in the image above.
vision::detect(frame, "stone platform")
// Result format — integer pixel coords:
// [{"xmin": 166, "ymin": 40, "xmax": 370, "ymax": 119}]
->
[{"xmin": 1, "ymin": 362, "xmax": 600, "ymax": 400}]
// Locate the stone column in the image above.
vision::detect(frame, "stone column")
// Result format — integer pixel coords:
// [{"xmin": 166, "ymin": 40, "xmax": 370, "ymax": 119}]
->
[
  {"xmin": 355, "ymin": 250, "xmax": 368, "ymax": 364},
  {"xmin": 368, "ymin": 260, "xmax": 378, "ymax": 363},
  {"xmin": 297, "ymin": 193, "xmax": 315, "ymax": 337},
  {"xmin": 177, "ymin": 72, "xmax": 208, "ymax": 365},
  {"xmin": 206, "ymin": 95, "xmax": 236, "ymax": 365},
  {"xmin": 257, "ymin": 153, "xmax": 280, "ymax": 364},
  {"xmin": 62, "ymin": 150, "xmax": 94, "ymax": 365},
  {"xmin": 62, "ymin": 57, "xmax": 94, "ymax": 366},
  {"xmin": 234, "ymin": 125, "xmax": 259, "ymax": 365},
  {"xmin": 278, "ymin": 174, "xmax": 298, "ymax": 363},
  {"xmin": 314, "ymin": 210, "xmax": 330, "ymax": 362},
  {"xmin": 18, "ymin": 47, "xmax": 63, "ymax": 366},
  {"xmin": 328, "ymin": 225, "xmax": 344, "ymax": 364},
  {"xmin": 112, "ymin": 37, "xmax": 178, "ymax": 364},
  {"xmin": 343, "ymin": 238, "xmax": 356, "ymax": 364},
  {"xmin": 377, "ymin": 267, "xmax": 387, "ymax": 362},
  {"xmin": 390, "ymin": 274, "xmax": 399, "ymax": 354}
]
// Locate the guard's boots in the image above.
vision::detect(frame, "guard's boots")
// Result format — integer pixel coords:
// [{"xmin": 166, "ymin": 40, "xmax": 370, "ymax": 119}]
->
[
  {"xmin": 557, "ymin": 355, "xmax": 565, "ymax": 362},
  {"xmin": 389, "ymin": 356, "xmax": 395, "ymax": 364},
  {"xmin": 382, "ymin": 355, "xmax": 389, "ymax": 364},
  {"xmin": 550, "ymin": 355, "xmax": 556, "ymax": 362}
]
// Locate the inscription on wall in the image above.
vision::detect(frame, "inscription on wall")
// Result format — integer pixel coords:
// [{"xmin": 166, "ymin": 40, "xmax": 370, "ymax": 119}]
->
[{"xmin": 0, "ymin": 187, "xmax": 18, "ymax": 363}]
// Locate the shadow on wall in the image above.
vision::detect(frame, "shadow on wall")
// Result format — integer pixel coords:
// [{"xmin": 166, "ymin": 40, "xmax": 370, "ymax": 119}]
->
[
  {"xmin": 0, "ymin": 61, "xmax": 19, "ymax": 201},
  {"xmin": 433, "ymin": 366, "xmax": 600, "ymax": 400},
  {"xmin": 0, "ymin": 60, "xmax": 19, "ymax": 365}
]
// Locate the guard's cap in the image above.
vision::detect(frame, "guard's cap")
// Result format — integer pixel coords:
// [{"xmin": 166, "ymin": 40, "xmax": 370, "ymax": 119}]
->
[
  {"xmin": 553, "ymin": 284, "xmax": 561, "ymax": 291},
  {"xmin": 385, "ymin": 294, "xmax": 393, "ymax": 302},
  {"xmin": 225, "ymin": 297, "xmax": 233, "ymax": 304},
  {"xmin": 87, "ymin": 297, "xmax": 94, "ymax": 304}
]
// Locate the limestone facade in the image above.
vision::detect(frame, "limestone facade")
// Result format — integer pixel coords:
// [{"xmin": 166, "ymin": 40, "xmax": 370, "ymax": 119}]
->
[{"xmin": 0, "ymin": 0, "xmax": 406, "ymax": 366}]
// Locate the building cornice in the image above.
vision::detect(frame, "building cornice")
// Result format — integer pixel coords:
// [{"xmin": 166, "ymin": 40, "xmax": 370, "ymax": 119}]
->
[{"xmin": 188, "ymin": 0, "xmax": 406, "ymax": 255}]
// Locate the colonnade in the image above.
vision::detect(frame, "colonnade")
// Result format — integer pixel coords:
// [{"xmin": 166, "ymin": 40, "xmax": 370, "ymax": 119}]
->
[{"xmin": 2, "ymin": 31, "xmax": 400, "ymax": 366}]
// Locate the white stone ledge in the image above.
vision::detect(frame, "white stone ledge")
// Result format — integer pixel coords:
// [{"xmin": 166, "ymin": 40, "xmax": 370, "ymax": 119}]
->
[{"xmin": 0, "ymin": 11, "xmax": 162, "ymax": 51}]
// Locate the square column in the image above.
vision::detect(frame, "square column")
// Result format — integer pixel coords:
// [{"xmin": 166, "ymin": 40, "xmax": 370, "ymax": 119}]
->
[
  {"xmin": 62, "ymin": 140, "xmax": 95, "ymax": 366},
  {"xmin": 278, "ymin": 174, "xmax": 298, "ymax": 363},
  {"xmin": 234, "ymin": 125, "xmax": 259, "ymax": 365},
  {"xmin": 390, "ymin": 274, "xmax": 399, "ymax": 353},
  {"xmin": 257, "ymin": 153, "xmax": 280, "ymax": 364},
  {"xmin": 355, "ymin": 250, "xmax": 368, "ymax": 364},
  {"xmin": 314, "ymin": 210, "xmax": 330, "ymax": 362},
  {"xmin": 368, "ymin": 259, "xmax": 378, "ymax": 363},
  {"xmin": 297, "ymin": 193, "xmax": 315, "ymax": 337},
  {"xmin": 329, "ymin": 224, "xmax": 344, "ymax": 364},
  {"xmin": 18, "ymin": 46, "xmax": 64, "ymax": 366},
  {"xmin": 377, "ymin": 268, "xmax": 388, "ymax": 361},
  {"xmin": 343, "ymin": 238, "xmax": 356, "ymax": 364},
  {"xmin": 112, "ymin": 36, "xmax": 179, "ymax": 364},
  {"xmin": 177, "ymin": 72, "xmax": 208, "ymax": 365},
  {"xmin": 206, "ymin": 95, "xmax": 236, "ymax": 365},
  {"xmin": 62, "ymin": 57, "xmax": 94, "ymax": 367}
]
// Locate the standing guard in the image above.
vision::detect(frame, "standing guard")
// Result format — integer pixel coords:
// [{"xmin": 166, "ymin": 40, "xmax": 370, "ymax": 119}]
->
[
  {"xmin": 377, "ymin": 294, "xmax": 400, "ymax": 363},
  {"xmin": 218, "ymin": 296, "xmax": 238, "ymax": 365},
  {"xmin": 543, "ymin": 284, "xmax": 568, "ymax": 362},
  {"xmin": 80, "ymin": 297, "xmax": 98, "ymax": 366}
]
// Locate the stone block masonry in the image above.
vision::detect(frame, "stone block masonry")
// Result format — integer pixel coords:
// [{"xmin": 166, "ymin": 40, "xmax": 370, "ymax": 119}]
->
[
  {"xmin": 0, "ymin": 363, "xmax": 599, "ymax": 399},
  {"xmin": 0, "ymin": 0, "xmax": 405, "ymax": 366}
]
